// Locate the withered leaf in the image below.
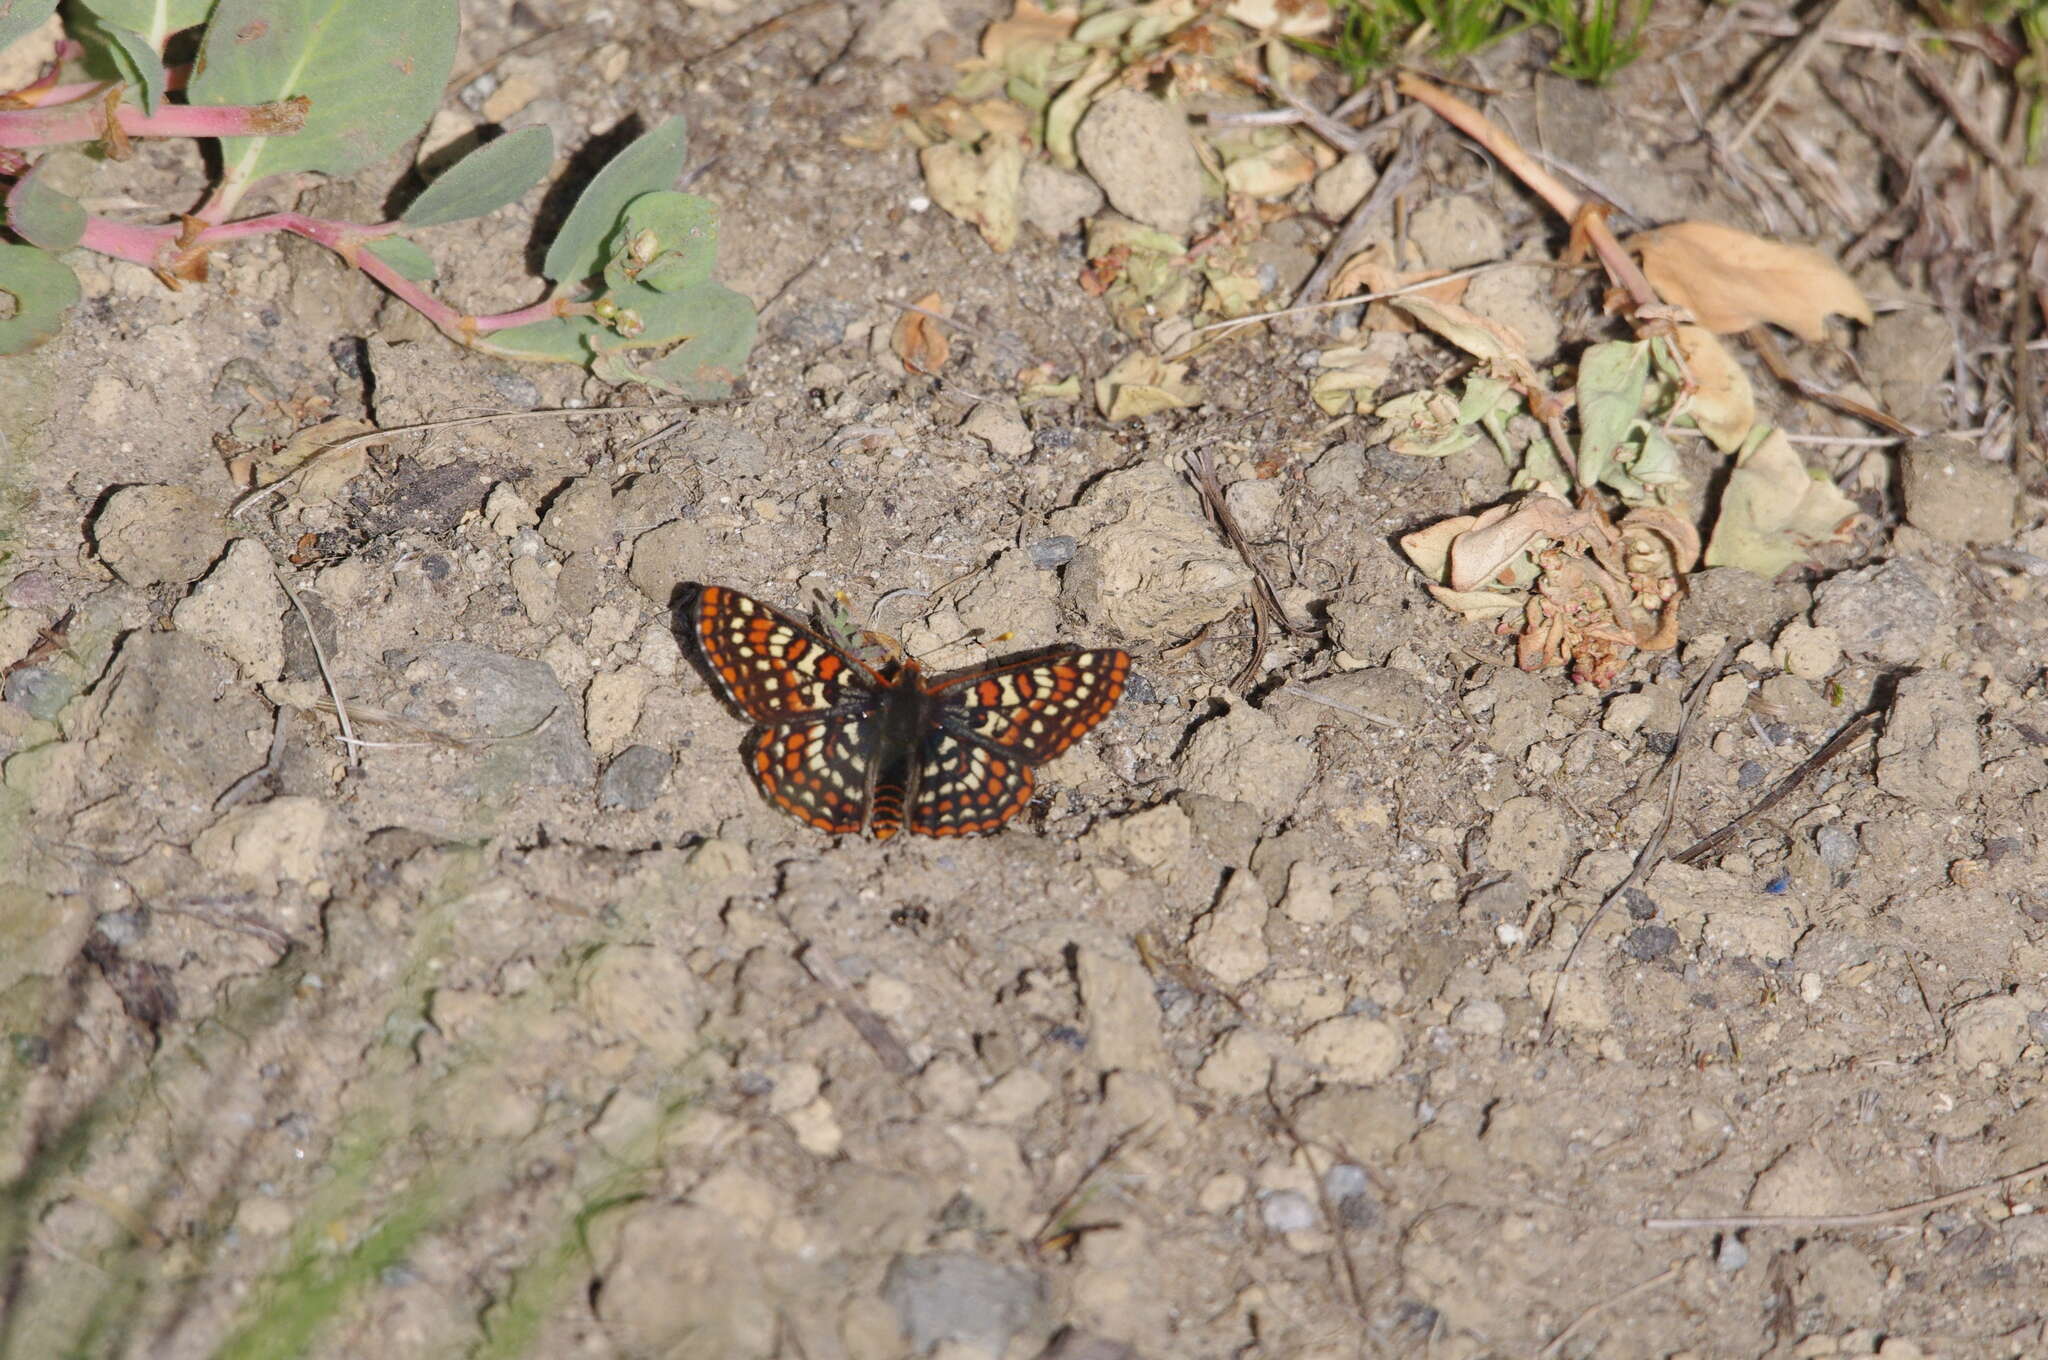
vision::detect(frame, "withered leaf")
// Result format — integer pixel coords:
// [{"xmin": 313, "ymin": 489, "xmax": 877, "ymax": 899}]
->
[
  {"xmin": 1631, "ymin": 220, "xmax": 1872, "ymax": 344},
  {"xmin": 892, "ymin": 292, "xmax": 952, "ymax": 375}
]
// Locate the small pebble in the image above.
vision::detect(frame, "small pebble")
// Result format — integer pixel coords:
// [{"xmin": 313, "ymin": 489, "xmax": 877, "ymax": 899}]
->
[
  {"xmin": 1715, "ymin": 1235, "xmax": 1749, "ymax": 1272},
  {"xmin": 1815, "ymin": 824, "xmax": 1860, "ymax": 870},
  {"xmin": 1622, "ymin": 925, "xmax": 1678, "ymax": 961},
  {"xmin": 1027, "ymin": 536, "xmax": 1078, "ymax": 569},
  {"xmin": 1258, "ymin": 1190, "xmax": 1318, "ymax": 1234},
  {"xmin": 2, "ymin": 666, "xmax": 70, "ymax": 720},
  {"xmin": 1737, "ymin": 760, "xmax": 1767, "ymax": 789}
]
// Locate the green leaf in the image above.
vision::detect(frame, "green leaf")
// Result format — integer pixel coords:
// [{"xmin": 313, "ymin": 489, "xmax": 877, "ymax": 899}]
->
[
  {"xmin": 601, "ymin": 190, "xmax": 716, "ymax": 295},
  {"xmin": 362, "ymin": 235, "xmax": 436, "ymax": 281},
  {"xmin": 3, "ymin": 161, "xmax": 86, "ymax": 250},
  {"xmin": 0, "ymin": 244, "xmax": 81, "ymax": 354},
  {"xmin": 1574, "ymin": 340, "xmax": 1650, "ymax": 493},
  {"xmin": 484, "ymin": 315, "xmax": 603, "ymax": 364},
  {"xmin": 1703, "ymin": 426, "xmax": 1858, "ymax": 576},
  {"xmin": 188, "ymin": 0, "xmax": 459, "ymax": 188},
  {"xmin": 400, "ymin": 126, "xmax": 554, "ymax": 228},
  {"xmin": 541, "ymin": 115, "xmax": 689, "ymax": 286},
  {"xmin": 0, "ymin": 0, "xmax": 58, "ymax": 53},
  {"xmin": 589, "ymin": 278, "xmax": 755, "ymax": 399},
  {"xmin": 74, "ymin": 14, "xmax": 167, "ymax": 114},
  {"xmin": 75, "ymin": 0, "xmax": 212, "ymax": 46}
]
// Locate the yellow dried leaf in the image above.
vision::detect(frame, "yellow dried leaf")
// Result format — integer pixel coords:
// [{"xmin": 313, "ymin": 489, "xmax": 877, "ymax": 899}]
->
[
  {"xmin": 1632, "ymin": 220, "xmax": 1873, "ymax": 344},
  {"xmin": 1703, "ymin": 426, "xmax": 1859, "ymax": 576},
  {"xmin": 1671, "ymin": 324, "xmax": 1754, "ymax": 451},
  {"xmin": 256, "ymin": 417, "xmax": 375, "ymax": 505},
  {"xmin": 919, "ymin": 139, "xmax": 1024, "ymax": 252},
  {"xmin": 1094, "ymin": 351, "xmax": 1200, "ymax": 420},
  {"xmin": 1222, "ymin": 141, "xmax": 1319, "ymax": 198},
  {"xmin": 982, "ymin": 0, "xmax": 1078, "ymax": 62}
]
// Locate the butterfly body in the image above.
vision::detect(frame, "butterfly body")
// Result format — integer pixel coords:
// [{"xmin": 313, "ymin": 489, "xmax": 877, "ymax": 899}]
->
[{"xmin": 689, "ymin": 585, "xmax": 1129, "ymax": 839}]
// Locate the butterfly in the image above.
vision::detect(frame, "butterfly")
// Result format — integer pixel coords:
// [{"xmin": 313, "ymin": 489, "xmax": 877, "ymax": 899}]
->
[{"xmin": 686, "ymin": 584, "xmax": 1130, "ymax": 839}]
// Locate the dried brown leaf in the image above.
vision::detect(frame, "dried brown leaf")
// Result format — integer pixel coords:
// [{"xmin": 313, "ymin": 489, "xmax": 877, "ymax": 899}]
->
[
  {"xmin": 1631, "ymin": 221, "xmax": 1872, "ymax": 344},
  {"xmin": 892, "ymin": 292, "xmax": 952, "ymax": 374}
]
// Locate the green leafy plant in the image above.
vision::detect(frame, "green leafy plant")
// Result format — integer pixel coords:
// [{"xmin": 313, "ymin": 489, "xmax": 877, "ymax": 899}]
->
[
  {"xmin": 1508, "ymin": 0, "xmax": 1651, "ymax": 84},
  {"xmin": 0, "ymin": 0, "xmax": 754, "ymax": 396}
]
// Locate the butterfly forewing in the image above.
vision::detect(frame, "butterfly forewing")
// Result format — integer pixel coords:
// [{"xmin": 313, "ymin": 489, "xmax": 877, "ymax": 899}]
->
[
  {"xmin": 744, "ymin": 716, "xmax": 875, "ymax": 835},
  {"xmin": 692, "ymin": 585, "xmax": 884, "ymax": 723},
  {"xmin": 932, "ymin": 648, "xmax": 1132, "ymax": 763},
  {"xmin": 909, "ymin": 730, "xmax": 1036, "ymax": 837}
]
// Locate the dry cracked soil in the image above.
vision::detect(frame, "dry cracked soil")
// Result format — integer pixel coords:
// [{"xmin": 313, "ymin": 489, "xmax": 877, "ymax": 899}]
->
[{"xmin": 4, "ymin": 2, "xmax": 2048, "ymax": 1359}]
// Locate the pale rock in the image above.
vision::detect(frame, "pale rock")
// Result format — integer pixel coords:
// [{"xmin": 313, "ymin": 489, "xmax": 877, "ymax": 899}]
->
[
  {"xmin": 172, "ymin": 539, "xmax": 288, "ymax": 681},
  {"xmin": 974, "ymin": 1067, "xmax": 1055, "ymax": 1124},
  {"xmin": 1075, "ymin": 89, "xmax": 1205, "ymax": 236},
  {"xmin": 579, "ymin": 945, "xmax": 705, "ymax": 1063},
  {"xmin": 1300, "ymin": 1014, "xmax": 1403, "ymax": 1083},
  {"xmin": 1280, "ymin": 860, "xmax": 1339, "ymax": 926},
  {"xmin": 764, "ymin": 1061, "xmax": 822, "ymax": 1116},
  {"xmin": 1450, "ymin": 998, "xmax": 1507, "ymax": 1038},
  {"xmin": 945, "ymin": 1124, "xmax": 1034, "ymax": 1223},
  {"xmin": 586, "ymin": 664, "xmax": 655, "ymax": 757},
  {"xmin": 1198, "ymin": 1171, "xmax": 1247, "ymax": 1214},
  {"xmin": 1747, "ymin": 1142, "xmax": 1848, "ymax": 1216},
  {"xmin": 1019, "ymin": 161, "xmax": 1104, "ymax": 237},
  {"xmin": 1189, "ymin": 870, "xmax": 1272, "ymax": 985},
  {"xmin": 1774, "ymin": 622, "xmax": 1841, "ymax": 680},
  {"xmin": 1176, "ymin": 704, "xmax": 1317, "ymax": 822},
  {"xmin": 918, "ymin": 1056, "xmax": 982, "ymax": 1119},
  {"xmin": 961, "ymin": 402, "xmax": 1032, "ymax": 458},
  {"xmin": 1196, "ymin": 1028, "xmax": 1274, "ymax": 1097},
  {"xmin": 192, "ymin": 797, "xmax": 338, "ymax": 887},
  {"xmin": 1483, "ymin": 795, "xmax": 1574, "ymax": 891},
  {"xmin": 1075, "ymin": 948, "xmax": 1170, "ymax": 1073},
  {"xmin": 1312, "ymin": 152, "xmax": 1378, "ymax": 218},
  {"xmin": 786, "ymin": 1097, "xmax": 843, "ymax": 1156},
  {"xmin": 1878, "ymin": 672, "xmax": 1982, "ymax": 808},
  {"xmin": 1949, "ymin": 994, "xmax": 2030, "ymax": 1068},
  {"xmin": 1113, "ymin": 802, "xmax": 1193, "ymax": 870}
]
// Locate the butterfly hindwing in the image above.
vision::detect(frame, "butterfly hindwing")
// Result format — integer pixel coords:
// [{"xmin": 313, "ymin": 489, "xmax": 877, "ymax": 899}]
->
[
  {"xmin": 909, "ymin": 729, "xmax": 1036, "ymax": 837},
  {"xmin": 931, "ymin": 647, "xmax": 1132, "ymax": 763},
  {"xmin": 744, "ymin": 715, "xmax": 876, "ymax": 835},
  {"xmin": 691, "ymin": 585, "xmax": 883, "ymax": 723}
]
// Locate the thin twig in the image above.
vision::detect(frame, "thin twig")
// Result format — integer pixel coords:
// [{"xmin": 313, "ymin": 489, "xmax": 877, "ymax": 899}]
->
[
  {"xmin": 1169, "ymin": 262, "xmax": 1503, "ymax": 358},
  {"xmin": 1671, "ymin": 710, "xmax": 1879, "ymax": 866},
  {"xmin": 1183, "ymin": 447, "xmax": 1317, "ymax": 691},
  {"xmin": 1266, "ymin": 1076, "xmax": 1368, "ymax": 1318},
  {"xmin": 1726, "ymin": 0, "xmax": 1846, "ymax": 154},
  {"xmin": 794, "ymin": 941, "xmax": 914, "ymax": 1076},
  {"xmin": 1290, "ymin": 131, "xmax": 1423, "ymax": 320},
  {"xmin": 1543, "ymin": 645, "xmax": 1732, "ymax": 1043},
  {"xmin": 1645, "ymin": 1159, "xmax": 2048, "ymax": 1232},
  {"xmin": 273, "ymin": 564, "xmax": 357, "ymax": 770},
  {"xmin": 1538, "ymin": 1264, "xmax": 1682, "ymax": 1358},
  {"xmin": 229, "ymin": 406, "xmax": 672, "ymax": 518},
  {"xmin": 1278, "ymin": 682, "xmax": 1406, "ymax": 730}
]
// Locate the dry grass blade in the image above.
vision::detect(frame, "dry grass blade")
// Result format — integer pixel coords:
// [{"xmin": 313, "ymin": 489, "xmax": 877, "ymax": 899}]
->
[
  {"xmin": 1645, "ymin": 1159, "xmax": 2048, "ymax": 1232},
  {"xmin": 1182, "ymin": 447, "xmax": 1317, "ymax": 691},
  {"xmin": 1671, "ymin": 710, "xmax": 1879, "ymax": 866},
  {"xmin": 1290, "ymin": 131, "xmax": 1423, "ymax": 320}
]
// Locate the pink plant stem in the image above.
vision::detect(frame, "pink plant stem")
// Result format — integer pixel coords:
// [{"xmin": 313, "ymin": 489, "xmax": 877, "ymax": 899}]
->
[
  {"xmin": 0, "ymin": 96, "xmax": 304, "ymax": 148},
  {"xmin": 73, "ymin": 209, "xmax": 577, "ymax": 340}
]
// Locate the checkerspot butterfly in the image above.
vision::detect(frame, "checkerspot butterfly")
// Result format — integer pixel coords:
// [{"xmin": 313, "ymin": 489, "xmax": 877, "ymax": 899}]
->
[{"xmin": 687, "ymin": 584, "xmax": 1130, "ymax": 839}]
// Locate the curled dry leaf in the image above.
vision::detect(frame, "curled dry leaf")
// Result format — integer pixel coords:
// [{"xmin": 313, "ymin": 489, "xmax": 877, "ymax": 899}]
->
[
  {"xmin": 1630, "ymin": 220, "xmax": 1873, "ymax": 344},
  {"xmin": 1401, "ymin": 489, "xmax": 1691, "ymax": 688},
  {"xmin": 1094, "ymin": 350, "xmax": 1201, "ymax": 421},
  {"xmin": 1703, "ymin": 426, "xmax": 1859, "ymax": 577},
  {"xmin": 891, "ymin": 292, "xmax": 952, "ymax": 374},
  {"xmin": 1391, "ymin": 293, "xmax": 1539, "ymax": 390},
  {"xmin": 1670, "ymin": 324, "xmax": 1754, "ymax": 451},
  {"xmin": 920, "ymin": 137, "xmax": 1025, "ymax": 253},
  {"xmin": 256, "ymin": 417, "xmax": 376, "ymax": 505}
]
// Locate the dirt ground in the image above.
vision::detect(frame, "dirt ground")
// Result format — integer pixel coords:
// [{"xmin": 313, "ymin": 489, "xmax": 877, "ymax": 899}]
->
[{"xmin": 5, "ymin": 1, "xmax": 2048, "ymax": 1357}]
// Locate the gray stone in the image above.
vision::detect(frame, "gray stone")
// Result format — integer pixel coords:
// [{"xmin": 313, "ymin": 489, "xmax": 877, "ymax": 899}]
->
[
  {"xmin": 398, "ymin": 643, "xmax": 595, "ymax": 787},
  {"xmin": 1019, "ymin": 161, "xmax": 1105, "ymax": 237},
  {"xmin": 1075, "ymin": 90, "xmax": 1205, "ymax": 236},
  {"xmin": 599, "ymin": 744, "xmax": 673, "ymax": 810},
  {"xmin": 1900, "ymin": 436, "xmax": 2017, "ymax": 545},
  {"xmin": 91, "ymin": 484, "xmax": 229, "ymax": 587},
  {"xmin": 1680, "ymin": 567, "xmax": 1811, "ymax": 644},
  {"xmin": 1026, "ymin": 535, "xmax": 1077, "ymax": 569},
  {"xmin": 882, "ymin": 1251, "xmax": 1046, "ymax": 1356},
  {"xmin": 1812, "ymin": 559, "xmax": 1951, "ymax": 667},
  {"xmin": 3, "ymin": 665, "xmax": 71, "ymax": 720}
]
